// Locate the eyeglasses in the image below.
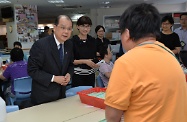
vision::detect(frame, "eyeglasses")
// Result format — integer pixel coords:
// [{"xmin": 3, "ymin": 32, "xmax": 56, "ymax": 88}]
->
[
  {"xmin": 57, "ymin": 25, "xmax": 73, "ymax": 32},
  {"xmin": 79, "ymin": 25, "xmax": 91, "ymax": 29},
  {"xmin": 109, "ymin": 50, "xmax": 113, "ymax": 54}
]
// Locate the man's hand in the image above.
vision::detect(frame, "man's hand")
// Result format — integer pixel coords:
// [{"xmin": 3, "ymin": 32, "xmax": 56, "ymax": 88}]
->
[
  {"xmin": 64, "ymin": 73, "xmax": 71, "ymax": 83},
  {"xmin": 53, "ymin": 75, "xmax": 70, "ymax": 86}
]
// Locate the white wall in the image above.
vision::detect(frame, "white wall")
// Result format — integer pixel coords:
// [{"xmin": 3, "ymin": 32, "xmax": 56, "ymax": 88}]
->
[
  {"xmin": 6, "ymin": 22, "xmax": 17, "ymax": 49},
  {"xmin": 154, "ymin": 3, "xmax": 186, "ymax": 13},
  {"xmin": 90, "ymin": 2, "xmax": 187, "ymax": 36},
  {"xmin": 0, "ymin": 25, "xmax": 6, "ymax": 35},
  {"xmin": 6, "ymin": 20, "xmax": 35, "ymax": 49},
  {"xmin": 6, "ymin": 15, "xmax": 34, "ymax": 49}
]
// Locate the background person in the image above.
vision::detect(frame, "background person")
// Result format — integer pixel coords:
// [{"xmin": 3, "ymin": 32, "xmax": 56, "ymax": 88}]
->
[
  {"xmin": 98, "ymin": 45, "xmax": 113, "ymax": 87},
  {"xmin": 174, "ymin": 13, "xmax": 187, "ymax": 67},
  {"xmin": 13, "ymin": 41, "xmax": 22, "ymax": 49},
  {"xmin": 0, "ymin": 48, "xmax": 28, "ymax": 99},
  {"xmin": 105, "ymin": 3, "xmax": 187, "ymax": 122},
  {"xmin": 71, "ymin": 16, "xmax": 98, "ymax": 88},
  {"xmin": 158, "ymin": 15, "xmax": 181, "ymax": 58},
  {"xmin": 39, "ymin": 26, "xmax": 50, "ymax": 39},
  {"xmin": 28, "ymin": 15, "xmax": 74, "ymax": 105},
  {"xmin": 95, "ymin": 25, "xmax": 110, "ymax": 57},
  {"xmin": 13, "ymin": 41, "xmax": 28, "ymax": 62}
]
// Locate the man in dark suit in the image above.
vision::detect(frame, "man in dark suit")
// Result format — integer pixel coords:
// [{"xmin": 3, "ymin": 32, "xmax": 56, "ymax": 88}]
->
[{"xmin": 28, "ymin": 15, "xmax": 74, "ymax": 105}]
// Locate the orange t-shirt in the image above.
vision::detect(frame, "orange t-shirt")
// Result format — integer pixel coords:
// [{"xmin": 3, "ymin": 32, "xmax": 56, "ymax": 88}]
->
[{"xmin": 105, "ymin": 41, "xmax": 187, "ymax": 122}]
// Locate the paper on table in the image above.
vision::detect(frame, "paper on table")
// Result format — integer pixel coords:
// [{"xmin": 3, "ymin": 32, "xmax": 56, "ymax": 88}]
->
[
  {"xmin": 99, "ymin": 119, "xmax": 107, "ymax": 122},
  {"xmin": 0, "ymin": 97, "xmax": 6, "ymax": 122}
]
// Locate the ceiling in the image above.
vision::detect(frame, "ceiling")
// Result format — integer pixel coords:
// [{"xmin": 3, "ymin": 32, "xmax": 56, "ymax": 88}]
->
[{"xmin": 0, "ymin": 0, "xmax": 187, "ymax": 24}]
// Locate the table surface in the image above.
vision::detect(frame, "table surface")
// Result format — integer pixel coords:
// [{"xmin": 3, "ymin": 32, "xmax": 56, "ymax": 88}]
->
[
  {"xmin": 64, "ymin": 109, "xmax": 105, "ymax": 122},
  {"xmin": 6, "ymin": 95, "xmax": 105, "ymax": 122}
]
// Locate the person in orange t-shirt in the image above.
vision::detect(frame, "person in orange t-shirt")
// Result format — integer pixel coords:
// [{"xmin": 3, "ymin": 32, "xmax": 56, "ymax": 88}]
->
[{"xmin": 105, "ymin": 3, "xmax": 187, "ymax": 122}]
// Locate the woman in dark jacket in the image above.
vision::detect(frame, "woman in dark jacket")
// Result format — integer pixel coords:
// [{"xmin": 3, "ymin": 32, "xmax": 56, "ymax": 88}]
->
[
  {"xmin": 95, "ymin": 25, "xmax": 110, "ymax": 57},
  {"xmin": 158, "ymin": 15, "xmax": 181, "ymax": 57},
  {"xmin": 71, "ymin": 16, "xmax": 98, "ymax": 87}
]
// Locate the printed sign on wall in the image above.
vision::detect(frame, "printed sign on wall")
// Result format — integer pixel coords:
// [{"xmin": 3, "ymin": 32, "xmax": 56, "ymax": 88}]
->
[{"xmin": 15, "ymin": 5, "xmax": 38, "ymax": 43}]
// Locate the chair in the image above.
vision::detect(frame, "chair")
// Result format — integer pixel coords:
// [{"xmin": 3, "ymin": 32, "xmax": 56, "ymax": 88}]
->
[
  {"xmin": 9, "ymin": 76, "xmax": 32, "ymax": 105},
  {"xmin": 66, "ymin": 79, "xmax": 72, "ymax": 90},
  {"xmin": 24, "ymin": 52, "xmax": 30, "ymax": 62},
  {"xmin": 96, "ymin": 75, "xmax": 105, "ymax": 88},
  {"xmin": 6, "ymin": 105, "xmax": 19, "ymax": 113},
  {"xmin": 66, "ymin": 86, "xmax": 92, "ymax": 97}
]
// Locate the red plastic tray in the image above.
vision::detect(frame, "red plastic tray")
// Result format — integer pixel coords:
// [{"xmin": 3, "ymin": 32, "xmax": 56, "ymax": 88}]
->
[{"xmin": 77, "ymin": 87, "xmax": 106, "ymax": 109}]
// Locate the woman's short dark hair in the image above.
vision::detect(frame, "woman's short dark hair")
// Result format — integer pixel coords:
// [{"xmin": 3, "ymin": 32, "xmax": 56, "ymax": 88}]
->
[
  {"xmin": 180, "ymin": 13, "xmax": 187, "ymax": 19},
  {"xmin": 76, "ymin": 16, "xmax": 92, "ymax": 26},
  {"xmin": 10, "ymin": 48, "xmax": 24, "ymax": 62},
  {"xmin": 161, "ymin": 15, "xmax": 174, "ymax": 25},
  {"xmin": 95, "ymin": 25, "xmax": 105, "ymax": 33},
  {"xmin": 13, "ymin": 41, "xmax": 22, "ymax": 48},
  {"xmin": 119, "ymin": 3, "xmax": 160, "ymax": 42},
  {"xmin": 99, "ymin": 46, "xmax": 108, "ymax": 59}
]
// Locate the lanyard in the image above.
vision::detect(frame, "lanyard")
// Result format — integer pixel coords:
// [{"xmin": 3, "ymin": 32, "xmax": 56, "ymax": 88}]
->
[{"xmin": 138, "ymin": 42, "xmax": 180, "ymax": 64}]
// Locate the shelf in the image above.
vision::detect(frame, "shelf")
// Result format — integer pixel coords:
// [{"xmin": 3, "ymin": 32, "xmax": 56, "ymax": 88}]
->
[
  {"xmin": 104, "ymin": 15, "xmax": 120, "ymax": 41},
  {"xmin": 105, "ymin": 27, "xmax": 119, "ymax": 29}
]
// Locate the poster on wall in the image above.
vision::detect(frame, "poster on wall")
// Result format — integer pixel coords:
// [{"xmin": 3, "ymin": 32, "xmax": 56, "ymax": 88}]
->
[{"xmin": 15, "ymin": 5, "xmax": 39, "ymax": 43}]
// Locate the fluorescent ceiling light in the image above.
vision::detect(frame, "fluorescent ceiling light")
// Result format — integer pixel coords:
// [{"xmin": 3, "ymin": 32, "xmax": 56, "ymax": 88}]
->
[
  {"xmin": 48, "ymin": 0, "xmax": 64, "ymax": 3},
  {"xmin": 102, "ymin": 1, "xmax": 110, "ymax": 4},
  {"xmin": 71, "ymin": 14, "xmax": 84, "ymax": 21},
  {"xmin": 0, "ymin": 0, "xmax": 11, "ymax": 3}
]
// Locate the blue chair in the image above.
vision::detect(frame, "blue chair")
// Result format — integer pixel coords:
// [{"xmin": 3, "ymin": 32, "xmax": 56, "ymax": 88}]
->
[
  {"xmin": 6, "ymin": 105, "xmax": 19, "ymax": 113},
  {"xmin": 23, "ymin": 52, "xmax": 29, "ymax": 62},
  {"xmin": 96, "ymin": 75, "xmax": 105, "ymax": 87},
  {"xmin": 66, "ymin": 79, "xmax": 72, "ymax": 90},
  {"xmin": 9, "ymin": 76, "xmax": 32, "ymax": 105},
  {"xmin": 66, "ymin": 86, "xmax": 92, "ymax": 97}
]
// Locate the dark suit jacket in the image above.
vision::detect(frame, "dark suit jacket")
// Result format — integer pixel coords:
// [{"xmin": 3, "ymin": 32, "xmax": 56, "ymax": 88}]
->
[{"xmin": 28, "ymin": 35, "xmax": 74, "ymax": 105}]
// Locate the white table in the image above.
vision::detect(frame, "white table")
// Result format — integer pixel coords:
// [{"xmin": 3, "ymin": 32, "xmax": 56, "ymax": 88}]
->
[
  {"xmin": 65, "ymin": 109, "xmax": 105, "ymax": 122},
  {"xmin": 6, "ymin": 95, "xmax": 105, "ymax": 122}
]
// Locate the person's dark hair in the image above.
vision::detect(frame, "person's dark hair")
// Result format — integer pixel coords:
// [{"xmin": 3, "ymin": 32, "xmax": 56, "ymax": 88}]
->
[
  {"xmin": 161, "ymin": 15, "xmax": 174, "ymax": 25},
  {"xmin": 180, "ymin": 13, "xmax": 187, "ymax": 19},
  {"xmin": 10, "ymin": 48, "xmax": 24, "ymax": 62},
  {"xmin": 99, "ymin": 46, "xmax": 108, "ymax": 59},
  {"xmin": 44, "ymin": 26, "xmax": 49, "ymax": 31},
  {"xmin": 13, "ymin": 41, "xmax": 22, "ymax": 48},
  {"xmin": 95, "ymin": 25, "xmax": 105, "ymax": 33},
  {"xmin": 76, "ymin": 16, "xmax": 92, "ymax": 26},
  {"xmin": 119, "ymin": 3, "xmax": 160, "ymax": 42},
  {"xmin": 54, "ymin": 15, "xmax": 73, "ymax": 26}
]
